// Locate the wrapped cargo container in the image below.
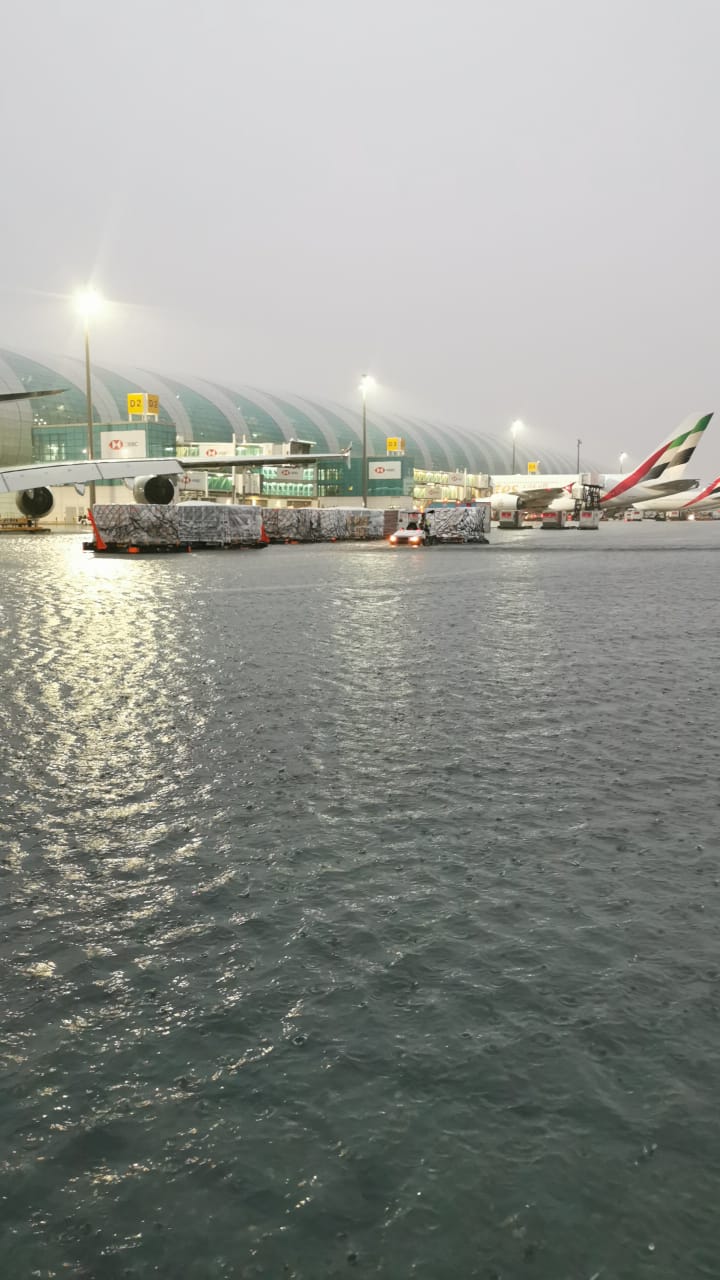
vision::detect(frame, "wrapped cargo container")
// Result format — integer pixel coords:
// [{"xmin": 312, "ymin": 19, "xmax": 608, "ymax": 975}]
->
[
  {"xmin": 261, "ymin": 507, "xmax": 385, "ymax": 542},
  {"xmin": 90, "ymin": 503, "xmax": 265, "ymax": 551},
  {"xmin": 426, "ymin": 504, "xmax": 490, "ymax": 543},
  {"xmin": 261, "ymin": 508, "xmax": 324, "ymax": 542}
]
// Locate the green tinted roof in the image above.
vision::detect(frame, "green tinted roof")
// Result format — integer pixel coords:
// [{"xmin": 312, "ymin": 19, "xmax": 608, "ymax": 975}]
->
[{"xmin": 0, "ymin": 347, "xmax": 582, "ymax": 474}]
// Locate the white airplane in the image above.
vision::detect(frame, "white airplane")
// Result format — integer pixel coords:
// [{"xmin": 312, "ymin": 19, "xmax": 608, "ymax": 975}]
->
[
  {"xmin": 630, "ymin": 473, "xmax": 720, "ymax": 516},
  {"xmin": 488, "ymin": 413, "xmax": 713, "ymax": 514},
  {"xmin": 0, "ymin": 449, "xmax": 353, "ymax": 518}
]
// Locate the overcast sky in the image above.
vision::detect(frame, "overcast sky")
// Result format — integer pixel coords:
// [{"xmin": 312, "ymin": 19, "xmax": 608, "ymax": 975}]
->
[{"xmin": 3, "ymin": 0, "xmax": 720, "ymax": 475}]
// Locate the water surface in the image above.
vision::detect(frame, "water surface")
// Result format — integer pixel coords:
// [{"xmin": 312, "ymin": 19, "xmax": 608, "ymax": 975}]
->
[{"xmin": 1, "ymin": 522, "xmax": 719, "ymax": 1278}]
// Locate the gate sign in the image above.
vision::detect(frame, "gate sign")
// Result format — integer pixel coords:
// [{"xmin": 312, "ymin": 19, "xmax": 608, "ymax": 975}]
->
[
  {"xmin": 127, "ymin": 393, "xmax": 160, "ymax": 417},
  {"xmin": 527, "ymin": 461, "xmax": 539, "ymax": 474},
  {"xmin": 369, "ymin": 460, "xmax": 402, "ymax": 480},
  {"xmin": 100, "ymin": 429, "xmax": 147, "ymax": 459},
  {"xmin": 386, "ymin": 437, "xmax": 405, "ymax": 454}
]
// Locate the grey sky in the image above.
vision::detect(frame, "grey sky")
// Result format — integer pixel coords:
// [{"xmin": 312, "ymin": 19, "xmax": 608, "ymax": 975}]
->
[{"xmin": 3, "ymin": 0, "xmax": 720, "ymax": 475}]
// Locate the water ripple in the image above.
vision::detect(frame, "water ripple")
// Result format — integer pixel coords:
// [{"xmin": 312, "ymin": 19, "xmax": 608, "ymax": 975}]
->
[{"xmin": 1, "ymin": 525, "xmax": 719, "ymax": 1277}]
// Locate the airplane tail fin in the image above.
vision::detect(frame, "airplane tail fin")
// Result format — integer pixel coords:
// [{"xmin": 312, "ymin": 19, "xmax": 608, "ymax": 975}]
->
[{"xmin": 603, "ymin": 413, "xmax": 713, "ymax": 502}]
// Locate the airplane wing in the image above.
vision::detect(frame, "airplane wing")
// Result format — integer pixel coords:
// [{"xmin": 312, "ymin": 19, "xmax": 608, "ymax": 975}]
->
[
  {"xmin": 513, "ymin": 486, "xmax": 567, "ymax": 512},
  {"xmin": 178, "ymin": 450, "xmax": 352, "ymax": 469},
  {"xmin": 0, "ymin": 449, "xmax": 352, "ymax": 495},
  {"xmin": 0, "ymin": 389, "xmax": 66, "ymax": 402},
  {"xmin": 0, "ymin": 457, "xmax": 182, "ymax": 494}
]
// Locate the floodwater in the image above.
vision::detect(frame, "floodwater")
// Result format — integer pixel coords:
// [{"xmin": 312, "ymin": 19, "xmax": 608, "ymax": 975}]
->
[{"xmin": 1, "ymin": 521, "xmax": 719, "ymax": 1279}]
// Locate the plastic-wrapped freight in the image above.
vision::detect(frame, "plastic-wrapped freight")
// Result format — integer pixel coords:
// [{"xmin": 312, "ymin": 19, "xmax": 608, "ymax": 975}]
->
[
  {"xmin": 224, "ymin": 506, "xmax": 264, "ymax": 544},
  {"xmin": 176, "ymin": 503, "xmax": 227, "ymax": 544},
  {"xmin": 318, "ymin": 509, "xmax": 385, "ymax": 540},
  {"xmin": 262, "ymin": 508, "xmax": 324, "ymax": 542},
  {"xmin": 427, "ymin": 504, "xmax": 490, "ymax": 542},
  {"xmin": 92, "ymin": 503, "xmax": 264, "ymax": 548},
  {"xmin": 343, "ymin": 510, "xmax": 385, "ymax": 540},
  {"xmin": 174, "ymin": 504, "xmax": 263, "ymax": 545},
  {"xmin": 261, "ymin": 507, "xmax": 384, "ymax": 541},
  {"xmin": 92, "ymin": 504, "xmax": 180, "ymax": 545}
]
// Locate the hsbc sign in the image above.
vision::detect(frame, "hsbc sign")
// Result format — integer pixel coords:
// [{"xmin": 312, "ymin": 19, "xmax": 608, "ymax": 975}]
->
[
  {"xmin": 369, "ymin": 460, "xmax": 402, "ymax": 480},
  {"xmin": 100, "ymin": 429, "xmax": 146, "ymax": 459},
  {"xmin": 196, "ymin": 442, "xmax": 231, "ymax": 459}
]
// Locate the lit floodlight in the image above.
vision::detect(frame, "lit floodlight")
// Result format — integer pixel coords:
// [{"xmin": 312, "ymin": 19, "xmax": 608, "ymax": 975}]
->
[
  {"xmin": 510, "ymin": 419, "xmax": 524, "ymax": 472},
  {"xmin": 75, "ymin": 287, "xmax": 103, "ymax": 321}
]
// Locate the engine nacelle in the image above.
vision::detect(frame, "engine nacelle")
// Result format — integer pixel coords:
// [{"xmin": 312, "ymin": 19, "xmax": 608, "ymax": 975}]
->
[
  {"xmin": 491, "ymin": 492, "xmax": 519, "ymax": 512},
  {"xmin": 15, "ymin": 487, "xmax": 54, "ymax": 518},
  {"xmin": 132, "ymin": 474, "xmax": 176, "ymax": 505}
]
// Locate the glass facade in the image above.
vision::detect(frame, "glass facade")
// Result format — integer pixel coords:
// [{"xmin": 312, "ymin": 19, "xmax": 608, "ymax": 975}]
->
[
  {"xmin": 0, "ymin": 347, "xmax": 585, "ymax": 477},
  {"xmin": 31, "ymin": 422, "xmax": 177, "ymax": 488},
  {"xmin": 31, "ymin": 422, "xmax": 176, "ymax": 463}
]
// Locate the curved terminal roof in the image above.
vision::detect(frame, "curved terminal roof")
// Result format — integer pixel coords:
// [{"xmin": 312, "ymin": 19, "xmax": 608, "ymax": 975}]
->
[{"xmin": 0, "ymin": 347, "xmax": 579, "ymax": 473}]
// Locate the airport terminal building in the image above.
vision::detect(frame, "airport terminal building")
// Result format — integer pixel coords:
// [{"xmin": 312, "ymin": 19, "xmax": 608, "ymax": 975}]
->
[{"xmin": 0, "ymin": 348, "xmax": 580, "ymax": 518}]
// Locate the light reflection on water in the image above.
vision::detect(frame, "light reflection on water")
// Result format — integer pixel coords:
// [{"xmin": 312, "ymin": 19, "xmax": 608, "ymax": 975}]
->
[{"xmin": 1, "ymin": 525, "xmax": 720, "ymax": 1277}]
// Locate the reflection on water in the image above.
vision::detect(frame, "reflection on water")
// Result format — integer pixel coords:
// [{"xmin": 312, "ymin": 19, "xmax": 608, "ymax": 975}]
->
[{"xmin": 1, "ymin": 525, "xmax": 720, "ymax": 1278}]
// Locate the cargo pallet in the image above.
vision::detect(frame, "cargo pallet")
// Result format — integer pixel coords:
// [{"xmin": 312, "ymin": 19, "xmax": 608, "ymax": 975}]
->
[{"xmin": 83, "ymin": 539, "xmax": 268, "ymax": 555}]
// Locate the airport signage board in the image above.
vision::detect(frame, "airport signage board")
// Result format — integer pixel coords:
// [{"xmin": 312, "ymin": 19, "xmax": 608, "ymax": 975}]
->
[
  {"xmin": 178, "ymin": 471, "xmax": 207, "ymax": 492},
  {"xmin": 126, "ymin": 393, "xmax": 160, "ymax": 417},
  {"xmin": 194, "ymin": 442, "xmax": 232, "ymax": 459},
  {"xmin": 100, "ymin": 429, "xmax": 146, "ymax": 459},
  {"xmin": 386, "ymin": 437, "xmax": 405, "ymax": 453},
  {"xmin": 273, "ymin": 465, "xmax": 305, "ymax": 481},
  {"xmin": 527, "ymin": 461, "xmax": 539, "ymax": 474},
  {"xmin": 369, "ymin": 460, "xmax": 402, "ymax": 480}
]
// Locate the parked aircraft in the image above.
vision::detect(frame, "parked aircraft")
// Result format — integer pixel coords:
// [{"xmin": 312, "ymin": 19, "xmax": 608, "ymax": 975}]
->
[
  {"xmin": 631, "ymin": 474, "xmax": 720, "ymax": 516},
  {"xmin": 0, "ymin": 449, "xmax": 352, "ymax": 518},
  {"xmin": 488, "ymin": 413, "xmax": 713, "ymax": 514}
]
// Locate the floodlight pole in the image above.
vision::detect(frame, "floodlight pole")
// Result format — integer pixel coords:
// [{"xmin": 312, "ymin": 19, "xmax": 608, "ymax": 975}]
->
[
  {"xmin": 84, "ymin": 319, "xmax": 96, "ymax": 509},
  {"xmin": 361, "ymin": 377, "xmax": 368, "ymax": 509}
]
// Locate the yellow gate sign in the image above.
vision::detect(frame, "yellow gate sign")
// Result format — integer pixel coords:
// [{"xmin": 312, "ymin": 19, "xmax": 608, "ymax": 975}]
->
[
  {"xmin": 127, "ymin": 392, "xmax": 160, "ymax": 418},
  {"xmin": 527, "ymin": 461, "xmax": 539, "ymax": 474},
  {"xmin": 386, "ymin": 436, "xmax": 405, "ymax": 454}
]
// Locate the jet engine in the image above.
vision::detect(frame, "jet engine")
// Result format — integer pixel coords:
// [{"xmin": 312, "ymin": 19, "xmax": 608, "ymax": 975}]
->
[
  {"xmin": 132, "ymin": 474, "xmax": 176, "ymax": 505},
  {"xmin": 491, "ymin": 493, "xmax": 520, "ymax": 512},
  {"xmin": 15, "ymin": 487, "xmax": 54, "ymax": 518}
]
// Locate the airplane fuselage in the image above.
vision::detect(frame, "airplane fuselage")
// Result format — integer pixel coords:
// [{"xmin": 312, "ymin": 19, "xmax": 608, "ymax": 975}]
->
[
  {"xmin": 632, "ymin": 482, "xmax": 720, "ymax": 514},
  {"xmin": 548, "ymin": 476, "xmax": 700, "ymax": 513}
]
